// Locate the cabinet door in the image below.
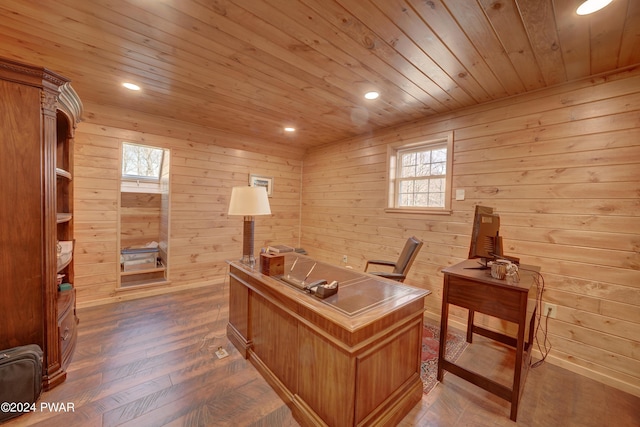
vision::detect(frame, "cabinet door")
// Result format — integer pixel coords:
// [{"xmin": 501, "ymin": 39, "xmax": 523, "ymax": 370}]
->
[{"xmin": 0, "ymin": 80, "xmax": 45, "ymax": 349}]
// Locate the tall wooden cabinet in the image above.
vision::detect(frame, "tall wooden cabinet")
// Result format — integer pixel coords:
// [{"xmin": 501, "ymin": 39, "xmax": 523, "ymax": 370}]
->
[{"xmin": 0, "ymin": 57, "xmax": 82, "ymax": 390}]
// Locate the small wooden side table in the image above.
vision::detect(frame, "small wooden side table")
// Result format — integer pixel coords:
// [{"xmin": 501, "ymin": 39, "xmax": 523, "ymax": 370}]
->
[{"xmin": 437, "ymin": 259, "xmax": 540, "ymax": 421}]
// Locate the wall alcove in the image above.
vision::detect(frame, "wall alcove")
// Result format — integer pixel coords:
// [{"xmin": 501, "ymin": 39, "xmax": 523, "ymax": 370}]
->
[{"xmin": 118, "ymin": 142, "xmax": 170, "ymax": 289}]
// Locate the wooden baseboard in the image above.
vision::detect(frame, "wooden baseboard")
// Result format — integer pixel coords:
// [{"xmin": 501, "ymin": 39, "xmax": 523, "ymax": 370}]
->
[
  {"xmin": 76, "ymin": 279, "xmax": 226, "ymax": 309},
  {"xmin": 226, "ymin": 323, "xmax": 251, "ymax": 359}
]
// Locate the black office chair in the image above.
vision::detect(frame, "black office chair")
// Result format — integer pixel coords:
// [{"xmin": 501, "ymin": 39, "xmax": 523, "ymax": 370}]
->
[{"xmin": 364, "ymin": 236, "xmax": 423, "ymax": 283}]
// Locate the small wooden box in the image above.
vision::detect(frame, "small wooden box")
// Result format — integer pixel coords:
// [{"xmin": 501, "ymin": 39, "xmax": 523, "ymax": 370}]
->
[{"xmin": 260, "ymin": 253, "xmax": 285, "ymax": 276}]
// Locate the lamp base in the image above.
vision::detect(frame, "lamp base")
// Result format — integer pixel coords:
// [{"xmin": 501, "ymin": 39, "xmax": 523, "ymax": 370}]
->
[
  {"xmin": 241, "ymin": 216, "xmax": 256, "ymax": 268},
  {"xmin": 240, "ymin": 254, "xmax": 257, "ymax": 268}
]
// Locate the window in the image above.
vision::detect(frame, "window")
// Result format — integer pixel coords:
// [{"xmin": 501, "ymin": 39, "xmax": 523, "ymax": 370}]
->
[
  {"xmin": 387, "ymin": 133, "xmax": 453, "ymax": 213},
  {"xmin": 122, "ymin": 142, "xmax": 164, "ymax": 180}
]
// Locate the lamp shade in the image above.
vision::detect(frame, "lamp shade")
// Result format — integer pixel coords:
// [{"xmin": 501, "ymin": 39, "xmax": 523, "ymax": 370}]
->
[{"xmin": 228, "ymin": 186, "xmax": 271, "ymax": 216}]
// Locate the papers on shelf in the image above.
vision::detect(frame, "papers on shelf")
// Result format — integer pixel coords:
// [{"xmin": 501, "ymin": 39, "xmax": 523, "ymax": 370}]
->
[{"xmin": 57, "ymin": 241, "xmax": 73, "ymax": 270}]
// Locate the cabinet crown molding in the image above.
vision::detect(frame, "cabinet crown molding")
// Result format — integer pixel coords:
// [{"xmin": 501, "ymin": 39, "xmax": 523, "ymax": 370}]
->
[{"xmin": 58, "ymin": 82, "xmax": 83, "ymax": 126}]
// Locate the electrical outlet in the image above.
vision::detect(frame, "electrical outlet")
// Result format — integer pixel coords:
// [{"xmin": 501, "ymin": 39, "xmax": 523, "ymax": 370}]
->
[
  {"xmin": 543, "ymin": 302, "xmax": 557, "ymax": 319},
  {"xmin": 342, "ymin": 255, "xmax": 348, "ymax": 264}
]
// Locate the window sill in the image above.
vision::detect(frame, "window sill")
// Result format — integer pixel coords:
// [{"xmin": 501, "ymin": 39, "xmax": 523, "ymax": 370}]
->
[{"xmin": 385, "ymin": 207, "xmax": 453, "ymax": 215}]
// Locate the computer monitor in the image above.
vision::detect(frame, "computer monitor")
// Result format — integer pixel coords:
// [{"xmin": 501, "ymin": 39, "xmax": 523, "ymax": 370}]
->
[{"xmin": 468, "ymin": 205, "xmax": 502, "ymax": 266}]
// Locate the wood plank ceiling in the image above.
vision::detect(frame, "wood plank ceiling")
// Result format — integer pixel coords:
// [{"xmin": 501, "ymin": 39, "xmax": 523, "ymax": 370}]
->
[{"xmin": 0, "ymin": 0, "xmax": 638, "ymax": 152}]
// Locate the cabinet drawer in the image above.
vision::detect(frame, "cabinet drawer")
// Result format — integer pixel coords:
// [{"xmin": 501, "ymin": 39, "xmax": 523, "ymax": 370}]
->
[{"xmin": 58, "ymin": 306, "xmax": 77, "ymax": 361}]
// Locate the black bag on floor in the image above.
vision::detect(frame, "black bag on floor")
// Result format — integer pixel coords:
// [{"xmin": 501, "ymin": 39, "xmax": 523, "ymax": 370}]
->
[{"xmin": 0, "ymin": 344, "xmax": 43, "ymax": 422}]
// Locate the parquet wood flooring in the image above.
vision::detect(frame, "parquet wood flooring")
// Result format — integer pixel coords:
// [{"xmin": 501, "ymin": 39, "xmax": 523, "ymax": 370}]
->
[{"xmin": 4, "ymin": 284, "xmax": 638, "ymax": 426}]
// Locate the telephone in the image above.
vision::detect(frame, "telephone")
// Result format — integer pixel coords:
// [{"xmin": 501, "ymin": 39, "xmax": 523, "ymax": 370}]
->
[
  {"xmin": 311, "ymin": 280, "xmax": 339, "ymax": 298},
  {"xmin": 305, "ymin": 279, "xmax": 327, "ymax": 291}
]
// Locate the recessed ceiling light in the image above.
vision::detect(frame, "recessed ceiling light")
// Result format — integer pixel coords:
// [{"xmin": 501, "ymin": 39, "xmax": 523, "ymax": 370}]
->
[
  {"xmin": 122, "ymin": 82, "xmax": 141, "ymax": 91},
  {"xmin": 364, "ymin": 91, "xmax": 379, "ymax": 100},
  {"xmin": 576, "ymin": 0, "xmax": 612, "ymax": 15},
  {"xmin": 284, "ymin": 127, "xmax": 296, "ymax": 132}
]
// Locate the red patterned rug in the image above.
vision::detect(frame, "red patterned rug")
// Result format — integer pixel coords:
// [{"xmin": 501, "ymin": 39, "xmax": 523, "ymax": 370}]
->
[{"xmin": 421, "ymin": 320, "xmax": 468, "ymax": 394}]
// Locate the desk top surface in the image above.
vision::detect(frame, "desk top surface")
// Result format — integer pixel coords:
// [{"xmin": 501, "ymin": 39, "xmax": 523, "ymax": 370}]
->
[
  {"xmin": 229, "ymin": 252, "xmax": 430, "ymax": 320},
  {"xmin": 442, "ymin": 259, "xmax": 541, "ymax": 292}
]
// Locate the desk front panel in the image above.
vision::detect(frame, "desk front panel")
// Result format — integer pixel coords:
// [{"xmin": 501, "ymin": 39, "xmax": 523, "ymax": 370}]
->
[
  {"xmin": 296, "ymin": 321, "xmax": 356, "ymax": 426},
  {"xmin": 354, "ymin": 318, "xmax": 423, "ymax": 424},
  {"xmin": 251, "ymin": 291, "xmax": 299, "ymax": 394},
  {"xmin": 446, "ymin": 275, "xmax": 525, "ymax": 323}
]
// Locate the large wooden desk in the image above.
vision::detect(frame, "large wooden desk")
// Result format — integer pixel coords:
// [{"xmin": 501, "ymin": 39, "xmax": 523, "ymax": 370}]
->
[
  {"xmin": 227, "ymin": 254, "xmax": 430, "ymax": 427},
  {"xmin": 437, "ymin": 259, "xmax": 540, "ymax": 421}
]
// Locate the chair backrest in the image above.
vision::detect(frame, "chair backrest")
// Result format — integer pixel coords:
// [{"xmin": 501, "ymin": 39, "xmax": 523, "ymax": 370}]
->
[{"xmin": 393, "ymin": 236, "xmax": 423, "ymax": 275}]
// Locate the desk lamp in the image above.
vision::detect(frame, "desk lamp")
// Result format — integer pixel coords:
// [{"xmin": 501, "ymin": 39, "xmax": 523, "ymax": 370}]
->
[{"xmin": 228, "ymin": 186, "xmax": 271, "ymax": 267}]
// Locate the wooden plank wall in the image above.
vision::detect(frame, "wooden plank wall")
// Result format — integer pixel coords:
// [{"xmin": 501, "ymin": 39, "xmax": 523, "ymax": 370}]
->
[
  {"xmin": 120, "ymin": 192, "xmax": 161, "ymax": 249},
  {"xmin": 73, "ymin": 122, "xmax": 302, "ymax": 305},
  {"xmin": 300, "ymin": 68, "xmax": 640, "ymax": 396}
]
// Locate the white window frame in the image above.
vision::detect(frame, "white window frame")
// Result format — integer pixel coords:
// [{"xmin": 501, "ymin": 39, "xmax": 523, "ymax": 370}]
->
[
  {"xmin": 121, "ymin": 142, "xmax": 165, "ymax": 182},
  {"xmin": 386, "ymin": 132, "xmax": 454, "ymax": 214}
]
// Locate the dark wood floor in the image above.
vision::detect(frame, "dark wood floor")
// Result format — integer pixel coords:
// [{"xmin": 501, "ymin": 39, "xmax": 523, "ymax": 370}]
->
[{"xmin": 5, "ymin": 284, "xmax": 639, "ymax": 427}]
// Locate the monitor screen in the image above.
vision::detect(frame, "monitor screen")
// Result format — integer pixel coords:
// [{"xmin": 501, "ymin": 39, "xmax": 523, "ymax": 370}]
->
[{"xmin": 468, "ymin": 205, "xmax": 502, "ymax": 261}]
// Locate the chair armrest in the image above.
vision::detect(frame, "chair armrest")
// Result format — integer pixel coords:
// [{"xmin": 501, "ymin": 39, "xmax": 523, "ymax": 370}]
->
[
  {"xmin": 365, "ymin": 260, "xmax": 396, "ymax": 271},
  {"xmin": 368, "ymin": 272, "xmax": 406, "ymax": 282}
]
